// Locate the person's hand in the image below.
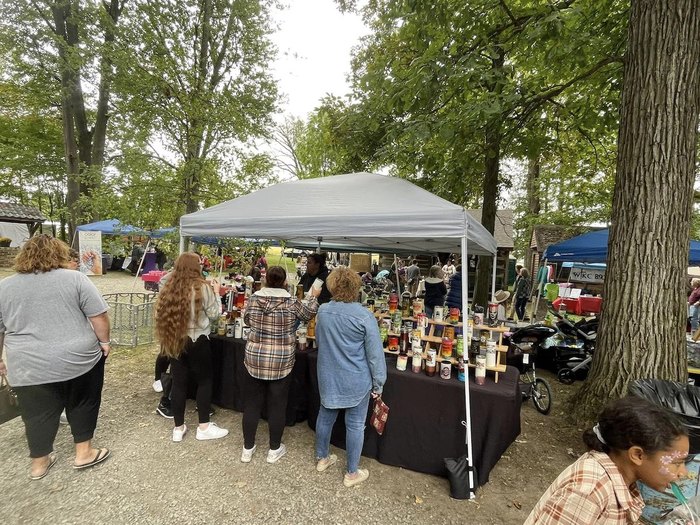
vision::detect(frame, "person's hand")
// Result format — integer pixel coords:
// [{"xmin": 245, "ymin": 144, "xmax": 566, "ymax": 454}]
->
[
  {"xmin": 371, "ymin": 391, "xmax": 380, "ymax": 399},
  {"xmin": 210, "ymin": 278, "xmax": 221, "ymax": 295},
  {"xmin": 0, "ymin": 360, "xmax": 7, "ymax": 377},
  {"xmin": 310, "ymin": 285, "xmax": 321, "ymax": 299},
  {"xmin": 99, "ymin": 342, "xmax": 111, "ymax": 358},
  {"xmin": 81, "ymin": 250, "xmax": 102, "ymax": 274}
]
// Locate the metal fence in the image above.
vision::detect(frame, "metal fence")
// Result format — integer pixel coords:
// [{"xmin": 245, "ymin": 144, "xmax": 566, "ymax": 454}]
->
[{"xmin": 104, "ymin": 292, "xmax": 156, "ymax": 347}]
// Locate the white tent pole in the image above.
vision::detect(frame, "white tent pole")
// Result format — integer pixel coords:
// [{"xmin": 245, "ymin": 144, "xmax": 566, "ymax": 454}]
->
[
  {"xmin": 179, "ymin": 234, "xmax": 185, "ymax": 254},
  {"xmin": 491, "ymin": 253, "xmax": 497, "ymax": 300},
  {"xmin": 461, "ymin": 230, "xmax": 476, "ymax": 499},
  {"xmin": 131, "ymin": 238, "xmax": 151, "ymax": 292},
  {"xmin": 532, "ymin": 258, "xmax": 546, "ymax": 322},
  {"xmin": 393, "ymin": 254, "xmax": 402, "ymax": 296},
  {"xmin": 218, "ymin": 245, "xmax": 225, "ymax": 281}
]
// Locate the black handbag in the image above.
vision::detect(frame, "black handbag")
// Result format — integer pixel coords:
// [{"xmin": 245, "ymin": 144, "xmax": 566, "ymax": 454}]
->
[{"xmin": 0, "ymin": 375, "xmax": 21, "ymax": 425}]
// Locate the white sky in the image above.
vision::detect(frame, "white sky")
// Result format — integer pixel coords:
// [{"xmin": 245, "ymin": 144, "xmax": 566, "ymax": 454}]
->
[{"xmin": 269, "ymin": 2, "xmax": 368, "ymax": 119}]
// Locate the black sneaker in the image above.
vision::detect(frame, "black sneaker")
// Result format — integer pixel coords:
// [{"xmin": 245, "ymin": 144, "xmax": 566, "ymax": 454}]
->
[{"xmin": 156, "ymin": 404, "xmax": 174, "ymax": 419}]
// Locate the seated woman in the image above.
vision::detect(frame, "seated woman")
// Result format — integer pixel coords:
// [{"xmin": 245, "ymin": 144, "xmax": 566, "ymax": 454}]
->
[
  {"xmin": 314, "ymin": 267, "xmax": 387, "ymax": 487},
  {"xmin": 525, "ymin": 396, "xmax": 688, "ymax": 524}
]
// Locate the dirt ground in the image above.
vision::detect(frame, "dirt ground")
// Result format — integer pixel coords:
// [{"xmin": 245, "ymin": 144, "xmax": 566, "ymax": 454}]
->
[{"xmin": 0, "ymin": 270, "xmax": 584, "ymax": 525}]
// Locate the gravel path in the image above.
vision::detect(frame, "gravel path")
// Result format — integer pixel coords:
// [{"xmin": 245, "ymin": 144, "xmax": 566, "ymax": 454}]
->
[{"xmin": 0, "ymin": 271, "xmax": 581, "ymax": 524}]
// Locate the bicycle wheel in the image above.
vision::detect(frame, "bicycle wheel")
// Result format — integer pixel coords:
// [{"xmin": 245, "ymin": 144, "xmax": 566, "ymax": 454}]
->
[
  {"xmin": 532, "ymin": 378, "xmax": 552, "ymax": 415},
  {"xmin": 557, "ymin": 368, "xmax": 575, "ymax": 385}
]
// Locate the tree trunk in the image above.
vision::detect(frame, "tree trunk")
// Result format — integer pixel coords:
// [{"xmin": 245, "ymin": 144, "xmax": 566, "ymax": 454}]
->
[
  {"xmin": 525, "ymin": 153, "xmax": 541, "ymax": 273},
  {"xmin": 574, "ymin": 0, "xmax": 700, "ymax": 423},
  {"xmin": 474, "ymin": 49, "xmax": 505, "ymax": 308}
]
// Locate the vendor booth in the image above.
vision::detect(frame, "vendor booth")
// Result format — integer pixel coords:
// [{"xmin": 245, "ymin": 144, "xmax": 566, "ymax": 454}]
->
[{"xmin": 180, "ymin": 172, "xmax": 515, "ymax": 496}]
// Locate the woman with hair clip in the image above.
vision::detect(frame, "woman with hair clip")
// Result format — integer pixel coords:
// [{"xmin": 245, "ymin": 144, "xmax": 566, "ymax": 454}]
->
[
  {"xmin": 525, "ymin": 396, "xmax": 689, "ymax": 524},
  {"xmin": 155, "ymin": 252, "xmax": 228, "ymax": 442},
  {"xmin": 241, "ymin": 266, "xmax": 320, "ymax": 464}
]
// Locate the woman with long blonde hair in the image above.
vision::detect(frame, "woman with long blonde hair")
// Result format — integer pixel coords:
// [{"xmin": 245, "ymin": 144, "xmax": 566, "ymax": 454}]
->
[{"xmin": 155, "ymin": 252, "xmax": 228, "ymax": 442}]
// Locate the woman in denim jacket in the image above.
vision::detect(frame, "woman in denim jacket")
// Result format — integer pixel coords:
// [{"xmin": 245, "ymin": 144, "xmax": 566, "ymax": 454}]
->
[{"xmin": 314, "ymin": 267, "xmax": 387, "ymax": 487}]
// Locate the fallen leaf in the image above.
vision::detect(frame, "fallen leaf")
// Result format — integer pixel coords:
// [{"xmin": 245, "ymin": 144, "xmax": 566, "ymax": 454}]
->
[
  {"xmin": 414, "ymin": 495, "xmax": 423, "ymax": 504},
  {"xmin": 515, "ymin": 439, "xmax": 528, "ymax": 444},
  {"xmin": 235, "ymin": 481, "xmax": 247, "ymax": 488},
  {"xmin": 512, "ymin": 501, "xmax": 522, "ymax": 510},
  {"xmin": 567, "ymin": 448, "xmax": 577, "ymax": 458}
]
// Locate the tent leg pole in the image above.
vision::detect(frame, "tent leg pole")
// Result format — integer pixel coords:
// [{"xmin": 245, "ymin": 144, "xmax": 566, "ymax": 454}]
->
[
  {"xmin": 460, "ymin": 234, "xmax": 476, "ymax": 498},
  {"xmin": 491, "ymin": 253, "xmax": 497, "ymax": 300},
  {"xmin": 179, "ymin": 235, "xmax": 185, "ymax": 254},
  {"xmin": 131, "ymin": 239, "xmax": 150, "ymax": 292},
  {"xmin": 393, "ymin": 254, "xmax": 401, "ymax": 296}
]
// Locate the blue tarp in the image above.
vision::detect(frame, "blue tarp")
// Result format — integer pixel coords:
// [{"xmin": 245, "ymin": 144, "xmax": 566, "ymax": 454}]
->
[
  {"xmin": 76, "ymin": 219, "xmax": 143, "ymax": 235},
  {"xmin": 543, "ymin": 228, "xmax": 700, "ymax": 264}
]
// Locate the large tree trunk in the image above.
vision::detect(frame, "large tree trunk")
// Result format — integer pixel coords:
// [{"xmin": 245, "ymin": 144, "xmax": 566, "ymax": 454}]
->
[
  {"xmin": 525, "ymin": 153, "xmax": 541, "ymax": 273},
  {"xmin": 574, "ymin": 0, "xmax": 700, "ymax": 423},
  {"xmin": 473, "ymin": 49, "xmax": 505, "ymax": 308}
]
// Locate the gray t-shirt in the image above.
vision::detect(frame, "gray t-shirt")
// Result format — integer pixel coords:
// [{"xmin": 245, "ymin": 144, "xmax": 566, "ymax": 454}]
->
[{"xmin": 0, "ymin": 269, "xmax": 109, "ymax": 386}]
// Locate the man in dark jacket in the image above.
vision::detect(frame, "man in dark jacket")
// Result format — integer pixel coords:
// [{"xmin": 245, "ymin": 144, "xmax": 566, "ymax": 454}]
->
[{"xmin": 299, "ymin": 253, "xmax": 332, "ymax": 304}]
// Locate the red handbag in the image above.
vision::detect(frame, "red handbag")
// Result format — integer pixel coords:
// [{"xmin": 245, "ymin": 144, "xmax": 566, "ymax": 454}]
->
[{"xmin": 370, "ymin": 396, "xmax": 389, "ymax": 435}]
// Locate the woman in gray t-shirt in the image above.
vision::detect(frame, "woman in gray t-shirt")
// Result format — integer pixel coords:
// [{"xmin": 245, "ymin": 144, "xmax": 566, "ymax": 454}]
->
[{"xmin": 0, "ymin": 235, "xmax": 112, "ymax": 480}]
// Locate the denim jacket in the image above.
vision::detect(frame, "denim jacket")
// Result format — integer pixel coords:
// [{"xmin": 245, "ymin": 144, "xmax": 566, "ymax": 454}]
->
[{"xmin": 315, "ymin": 301, "xmax": 387, "ymax": 409}]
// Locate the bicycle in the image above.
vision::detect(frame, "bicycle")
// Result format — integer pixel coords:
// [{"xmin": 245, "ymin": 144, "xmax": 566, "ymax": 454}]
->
[{"xmin": 518, "ymin": 351, "xmax": 553, "ymax": 415}]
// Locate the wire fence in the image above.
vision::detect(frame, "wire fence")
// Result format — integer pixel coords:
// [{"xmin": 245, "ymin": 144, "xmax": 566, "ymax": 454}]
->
[{"xmin": 104, "ymin": 292, "xmax": 156, "ymax": 347}]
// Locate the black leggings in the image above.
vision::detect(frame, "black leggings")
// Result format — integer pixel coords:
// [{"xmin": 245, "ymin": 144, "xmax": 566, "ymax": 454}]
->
[
  {"xmin": 170, "ymin": 335, "xmax": 212, "ymax": 427},
  {"xmin": 154, "ymin": 352, "xmax": 170, "ymax": 381},
  {"xmin": 14, "ymin": 357, "xmax": 105, "ymax": 458},
  {"xmin": 242, "ymin": 369, "xmax": 292, "ymax": 450}
]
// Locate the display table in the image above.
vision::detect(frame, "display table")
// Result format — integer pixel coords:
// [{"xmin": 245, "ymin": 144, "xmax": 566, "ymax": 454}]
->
[
  {"xmin": 552, "ymin": 296, "xmax": 602, "ymax": 315},
  {"xmin": 307, "ymin": 353, "xmax": 521, "ymax": 487},
  {"xmin": 208, "ymin": 336, "xmax": 310, "ymax": 426}
]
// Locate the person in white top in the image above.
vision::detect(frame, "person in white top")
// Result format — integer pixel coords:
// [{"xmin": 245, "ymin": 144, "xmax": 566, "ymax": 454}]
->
[
  {"xmin": 442, "ymin": 259, "xmax": 456, "ymax": 285},
  {"xmin": 155, "ymin": 252, "xmax": 229, "ymax": 442}
]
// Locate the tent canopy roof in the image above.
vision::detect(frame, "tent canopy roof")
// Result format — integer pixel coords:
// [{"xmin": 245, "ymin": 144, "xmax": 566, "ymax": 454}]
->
[
  {"xmin": 180, "ymin": 172, "xmax": 497, "ymax": 255},
  {"xmin": 543, "ymin": 228, "xmax": 700, "ymax": 264}
]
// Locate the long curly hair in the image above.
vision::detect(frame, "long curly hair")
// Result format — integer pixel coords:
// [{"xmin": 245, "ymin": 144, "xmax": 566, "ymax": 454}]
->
[
  {"xmin": 14, "ymin": 234, "xmax": 70, "ymax": 273},
  {"xmin": 155, "ymin": 252, "xmax": 205, "ymax": 358}
]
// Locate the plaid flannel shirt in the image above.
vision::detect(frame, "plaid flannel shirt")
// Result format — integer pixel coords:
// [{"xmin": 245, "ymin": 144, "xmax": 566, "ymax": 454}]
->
[
  {"xmin": 524, "ymin": 451, "xmax": 644, "ymax": 525},
  {"xmin": 244, "ymin": 289, "xmax": 318, "ymax": 381}
]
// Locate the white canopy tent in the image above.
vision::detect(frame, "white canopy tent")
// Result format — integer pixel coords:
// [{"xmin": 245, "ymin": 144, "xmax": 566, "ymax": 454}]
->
[{"xmin": 179, "ymin": 172, "xmax": 498, "ymax": 496}]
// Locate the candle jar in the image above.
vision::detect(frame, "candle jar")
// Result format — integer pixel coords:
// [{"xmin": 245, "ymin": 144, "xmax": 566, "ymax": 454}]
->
[
  {"xmin": 411, "ymin": 351, "xmax": 422, "ymax": 373},
  {"xmin": 396, "ymin": 354, "xmax": 408, "ymax": 371},
  {"xmin": 440, "ymin": 361, "xmax": 452, "ymax": 380},
  {"xmin": 486, "ymin": 340, "xmax": 497, "ymax": 367},
  {"xmin": 388, "ymin": 335, "xmax": 400, "ymax": 353},
  {"xmin": 475, "ymin": 355, "xmax": 487, "ymax": 385},
  {"xmin": 449, "ymin": 307, "xmax": 460, "ymax": 324},
  {"xmin": 440, "ymin": 337, "xmax": 454, "ymax": 359},
  {"xmin": 425, "ymin": 349, "xmax": 437, "ymax": 376}
]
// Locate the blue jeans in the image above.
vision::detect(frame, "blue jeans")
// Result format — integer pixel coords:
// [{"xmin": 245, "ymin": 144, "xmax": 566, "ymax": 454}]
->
[
  {"xmin": 691, "ymin": 305, "xmax": 699, "ymax": 333},
  {"xmin": 315, "ymin": 392, "xmax": 371, "ymax": 474}
]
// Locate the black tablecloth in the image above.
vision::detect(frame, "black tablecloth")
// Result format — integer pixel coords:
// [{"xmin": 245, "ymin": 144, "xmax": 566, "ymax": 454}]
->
[
  {"xmin": 208, "ymin": 336, "xmax": 310, "ymax": 426},
  {"xmin": 307, "ymin": 353, "xmax": 521, "ymax": 487}
]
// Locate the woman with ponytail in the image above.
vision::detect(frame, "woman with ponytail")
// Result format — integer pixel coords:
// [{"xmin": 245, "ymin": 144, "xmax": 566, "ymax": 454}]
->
[
  {"xmin": 155, "ymin": 252, "xmax": 228, "ymax": 442},
  {"xmin": 525, "ymin": 396, "xmax": 689, "ymax": 524}
]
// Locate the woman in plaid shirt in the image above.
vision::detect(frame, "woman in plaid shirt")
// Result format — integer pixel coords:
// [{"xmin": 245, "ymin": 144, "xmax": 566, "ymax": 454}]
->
[
  {"xmin": 241, "ymin": 266, "xmax": 320, "ymax": 464},
  {"xmin": 525, "ymin": 397, "xmax": 688, "ymax": 524}
]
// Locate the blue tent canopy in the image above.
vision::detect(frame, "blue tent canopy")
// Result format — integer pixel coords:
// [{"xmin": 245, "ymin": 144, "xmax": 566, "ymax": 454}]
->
[
  {"xmin": 543, "ymin": 228, "xmax": 700, "ymax": 264},
  {"xmin": 76, "ymin": 219, "xmax": 143, "ymax": 235}
]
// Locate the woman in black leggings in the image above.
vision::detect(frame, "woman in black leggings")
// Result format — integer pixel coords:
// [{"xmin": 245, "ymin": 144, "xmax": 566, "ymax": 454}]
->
[{"xmin": 155, "ymin": 252, "xmax": 228, "ymax": 442}]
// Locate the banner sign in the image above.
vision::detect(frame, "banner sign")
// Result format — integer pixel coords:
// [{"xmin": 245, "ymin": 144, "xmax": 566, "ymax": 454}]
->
[
  {"xmin": 78, "ymin": 231, "xmax": 103, "ymax": 276},
  {"xmin": 569, "ymin": 264, "xmax": 605, "ymax": 284}
]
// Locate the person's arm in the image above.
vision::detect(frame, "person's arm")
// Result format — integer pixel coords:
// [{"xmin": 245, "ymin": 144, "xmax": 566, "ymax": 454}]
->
[
  {"xmin": 88, "ymin": 312, "xmax": 111, "ymax": 357},
  {"xmin": 202, "ymin": 284, "xmax": 221, "ymax": 320},
  {"xmin": 363, "ymin": 314, "xmax": 387, "ymax": 395},
  {"xmin": 0, "ymin": 332, "xmax": 6, "ymax": 376}
]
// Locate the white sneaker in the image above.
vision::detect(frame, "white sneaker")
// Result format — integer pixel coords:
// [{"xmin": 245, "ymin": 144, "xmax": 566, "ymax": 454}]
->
[
  {"xmin": 196, "ymin": 422, "xmax": 229, "ymax": 441},
  {"xmin": 266, "ymin": 444, "xmax": 287, "ymax": 463},
  {"xmin": 343, "ymin": 468, "xmax": 370, "ymax": 487},
  {"xmin": 172, "ymin": 424, "xmax": 187, "ymax": 442},
  {"xmin": 59, "ymin": 410, "xmax": 68, "ymax": 425},
  {"xmin": 152, "ymin": 380, "xmax": 163, "ymax": 393},
  {"xmin": 241, "ymin": 445, "xmax": 256, "ymax": 463}
]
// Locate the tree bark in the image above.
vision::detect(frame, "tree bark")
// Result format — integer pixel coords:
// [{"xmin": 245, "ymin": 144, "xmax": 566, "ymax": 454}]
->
[
  {"xmin": 525, "ymin": 153, "xmax": 541, "ymax": 273},
  {"xmin": 474, "ymin": 49, "xmax": 505, "ymax": 308},
  {"xmin": 574, "ymin": 0, "xmax": 700, "ymax": 423}
]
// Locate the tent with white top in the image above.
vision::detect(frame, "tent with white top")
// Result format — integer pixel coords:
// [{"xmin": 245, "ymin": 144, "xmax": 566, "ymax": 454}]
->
[{"xmin": 179, "ymin": 172, "xmax": 499, "ymax": 497}]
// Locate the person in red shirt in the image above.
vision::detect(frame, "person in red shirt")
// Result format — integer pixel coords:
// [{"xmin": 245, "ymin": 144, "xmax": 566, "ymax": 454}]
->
[{"xmin": 688, "ymin": 278, "xmax": 700, "ymax": 335}]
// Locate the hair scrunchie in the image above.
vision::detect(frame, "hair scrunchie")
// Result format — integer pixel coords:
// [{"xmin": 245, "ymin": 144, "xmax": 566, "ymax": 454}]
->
[{"xmin": 593, "ymin": 423, "xmax": 608, "ymax": 446}]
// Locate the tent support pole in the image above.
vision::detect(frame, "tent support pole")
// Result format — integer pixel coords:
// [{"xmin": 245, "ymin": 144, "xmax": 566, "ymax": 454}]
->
[
  {"xmin": 393, "ymin": 254, "xmax": 401, "ymax": 296},
  {"xmin": 532, "ymin": 258, "xmax": 546, "ymax": 322},
  {"xmin": 131, "ymin": 238, "xmax": 151, "ymax": 292},
  {"xmin": 491, "ymin": 253, "xmax": 497, "ymax": 300},
  {"xmin": 460, "ymin": 232, "xmax": 476, "ymax": 498},
  {"xmin": 179, "ymin": 235, "xmax": 185, "ymax": 254}
]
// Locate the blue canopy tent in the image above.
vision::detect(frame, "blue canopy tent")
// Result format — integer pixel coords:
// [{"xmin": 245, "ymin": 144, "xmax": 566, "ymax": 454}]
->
[
  {"xmin": 75, "ymin": 219, "xmax": 144, "ymax": 235},
  {"xmin": 543, "ymin": 228, "xmax": 700, "ymax": 264}
]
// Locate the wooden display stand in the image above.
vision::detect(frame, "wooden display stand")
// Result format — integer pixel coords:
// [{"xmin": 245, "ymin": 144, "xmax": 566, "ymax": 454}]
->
[{"xmin": 377, "ymin": 313, "xmax": 509, "ymax": 383}]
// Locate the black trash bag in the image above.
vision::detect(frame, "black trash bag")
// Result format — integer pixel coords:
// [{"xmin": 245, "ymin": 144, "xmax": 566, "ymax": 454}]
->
[
  {"xmin": 444, "ymin": 454, "xmax": 477, "ymax": 499},
  {"xmin": 629, "ymin": 379, "xmax": 700, "ymax": 454}
]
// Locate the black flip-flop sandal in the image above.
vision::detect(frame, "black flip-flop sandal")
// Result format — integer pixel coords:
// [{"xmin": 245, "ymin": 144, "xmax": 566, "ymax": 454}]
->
[
  {"xmin": 30, "ymin": 454, "xmax": 57, "ymax": 480},
  {"xmin": 73, "ymin": 448, "xmax": 110, "ymax": 470}
]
